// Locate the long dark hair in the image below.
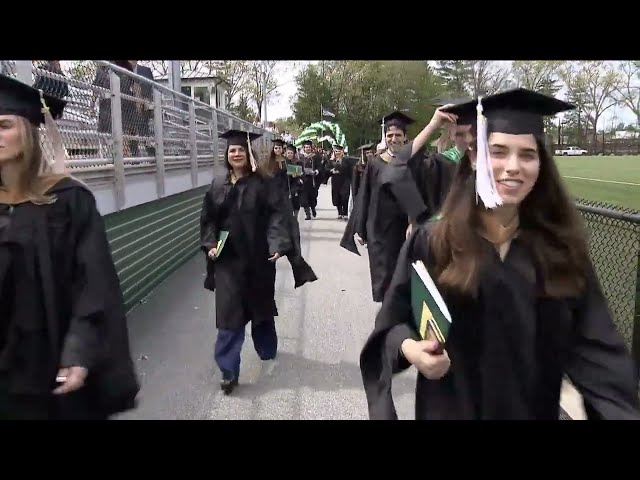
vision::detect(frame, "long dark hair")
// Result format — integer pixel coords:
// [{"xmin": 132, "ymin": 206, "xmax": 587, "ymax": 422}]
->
[
  {"xmin": 430, "ymin": 135, "xmax": 591, "ymax": 299},
  {"xmin": 262, "ymin": 143, "xmax": 286, "ymax": 177}
]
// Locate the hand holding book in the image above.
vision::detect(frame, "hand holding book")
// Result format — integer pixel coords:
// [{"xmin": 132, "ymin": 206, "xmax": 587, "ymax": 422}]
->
[
  {"xmin": 209, "ymin": 230, "xmax": 229, "ymax": 260},
  {"xmin": 401, "ymin": 339, "xmax": 450, "ymax": 379}
]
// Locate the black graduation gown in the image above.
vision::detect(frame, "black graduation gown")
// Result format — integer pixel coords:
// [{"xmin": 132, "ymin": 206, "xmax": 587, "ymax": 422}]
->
[
  {"xmin": 269, "ymin": 163, "xmax": 318, "ymax": 288},
  {"xmin": 380, "ymin": 142, "xmax": 458, "ymax": 223},
  {"xmin": 352, "ymin": 159, "xmax": 367, "ymax": 199},
  {"xmin": 360, "ymin": 223, "xmax": 640, "ymax": 420},
  {"xmin": 287, "ymin": 159, "xmax": 304, "ymax": 211},
  {"xmin": 328, "ymin": 157, "xmax": 356, "ymax": 208},
  {"xmin": 340, "ymin": 155, "xmax": 408, "ymax": 302},
  {"xmin": 200, "ymin": 172, "xmax": 292, "ymax": 330},
  {"xmin": 0, "ymin": 177, "xmax": 139, "ymax": 419},
  {"xmin": 299, "ymin": 153, "xmax": 323, "ymax": 209}
]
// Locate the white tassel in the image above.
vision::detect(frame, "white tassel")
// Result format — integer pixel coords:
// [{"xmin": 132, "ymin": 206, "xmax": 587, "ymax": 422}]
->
[
  {"xmin": 39, "ymin": 91, "xmax": 68, "ymax": 175},
  {"xmin": 474, "ymin": 97, "xmax": 502, "ymax": 209},
  {"xmin": 376, "ymin": 117, "xmax": 386, "ymax": 152},
  {"xmin": 247, "ymin": 132, "xmax": 257, "ymax": 172}
]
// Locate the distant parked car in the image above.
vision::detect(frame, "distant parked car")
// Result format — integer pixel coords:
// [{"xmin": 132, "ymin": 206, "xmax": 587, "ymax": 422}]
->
[{"xmin": 555, "ymin": 146, "xmax": 588, "ymax": 156}]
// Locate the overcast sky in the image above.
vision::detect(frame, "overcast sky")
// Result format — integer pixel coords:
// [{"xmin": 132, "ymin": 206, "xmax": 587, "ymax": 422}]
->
[{"xmin": 268, "ymin": 60, "xmax": 638, "ymax": 128}]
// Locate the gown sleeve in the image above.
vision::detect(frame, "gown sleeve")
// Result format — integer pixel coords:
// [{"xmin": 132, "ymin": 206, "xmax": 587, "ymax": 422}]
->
[
  {"xmin": 359, "ymin": 225, "xmax": 428, "ymax": 420},
  {"xmin": 382, "ymin": 143, "xmax": 456, "ymax": 223},
  {"xmin": 265, "ymin": 179, "xmax": 293, "ymax": 256},
  {"xmin": 340, "ymin": 161, "xmax": 372, "ymax": 255},
  {"xmin": 564, "ymin": 266, "xmax": 640, "ymax": 419},
  {"xmin": 60, "ymin": 189, "xmax": 121, "ymax": 371},
  {"xmin": 200, "ymin": 182, "xmax": 218, "ymax": 254}
]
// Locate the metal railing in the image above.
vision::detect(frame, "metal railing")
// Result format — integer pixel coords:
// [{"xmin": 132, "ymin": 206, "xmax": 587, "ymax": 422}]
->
[
  {"xmin": 575, "ymin": 199, "xmax": 640, "ymax": 377},
  {"xmin": 1, "ymin": 60, "xmax": 274, "ymax": 210}
]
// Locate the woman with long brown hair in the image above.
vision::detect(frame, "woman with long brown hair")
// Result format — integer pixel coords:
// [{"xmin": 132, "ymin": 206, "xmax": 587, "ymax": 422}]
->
[
  {"xmin": 200, "ymin": 130, "xmax": 292, "ymax": 394},
  {"xmin": 360, "ymin": 88, "xmax": 640, "ymax": 420},
  {"xmin": 260, "ymin": 138, "xmax": 317, "ymax": 289},
  {"xmin": 0, "ymin": 74, "xmax": 139, "ymax": 419}
]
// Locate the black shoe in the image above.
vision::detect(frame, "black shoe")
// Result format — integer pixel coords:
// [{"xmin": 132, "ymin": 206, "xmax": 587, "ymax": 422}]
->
[
  {"xmin": 312, "ymin": 209, "xmax": 317, "ymax": 217},
  {"xmin": 220, "ymin": 377, "xmax": 238, "ymax": 395},
  {"xmin": 305, "ymin": 215, "xmax": 311, "ymax": 220}
]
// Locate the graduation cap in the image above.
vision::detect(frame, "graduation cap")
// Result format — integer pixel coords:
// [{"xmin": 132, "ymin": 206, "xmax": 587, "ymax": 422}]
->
[
  {"xmin": 219, "ymin": 129, "xmax": 263, "ymax": 172},
  {"xmin": 333, "ymin": 144, "xmax": 344, "ymax": 150},
  {"xmin": 301, "ymin": 139, "xmax": 313, "ymax": 146},
  {"xmin": 377, "ymin": 110, "xmax": 415, "ymax": 150},
  {"xmin": 0, "ymin": 74, "xmax": 66, "ymax": 125},
  {"xmin": 380, "ymin": 110, "xmax": 415, "ymax": 131},
  {"xmin": 356, "ymin": 143, "xmax": 374, "ymax": 163},
  {"xmin": 441, "ymin": 88, "xmax": 574, "ymax": 136},
  {"xmin": 430, "ymin": 97, "xmax": 476, "ymax": 152},
  {"xmin": 441, "ymin": 88, "xmax": 575, "ymax": 209},
  {"xmin": 272, "ymin": 138, "xmax": 285, "ymax": 146},
  {"xmin": 0, "ymin": 74, "xmax": 68, "ymax": 174},
  {"xmin": 285, "ymin": 143, "xmax": 296, "ymax": 151}
]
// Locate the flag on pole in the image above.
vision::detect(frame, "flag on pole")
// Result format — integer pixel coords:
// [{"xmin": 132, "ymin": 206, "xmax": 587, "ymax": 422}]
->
[{"xmin": 321, "ymin": 105, "xmax": 336, "ymax": 118}]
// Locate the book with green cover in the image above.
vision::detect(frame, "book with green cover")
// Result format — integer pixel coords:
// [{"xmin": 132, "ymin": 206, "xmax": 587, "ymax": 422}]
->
[
  {"xmin": 215, "ymin": 230, "xmax": 229, "ymax": 258},
  {"xmin": 287, "ymin": 164, "xmax": 302, "ymax": 176},
  {"xmin": 410, "ymin": 260, "xmax": 452, "ymax": 351}
]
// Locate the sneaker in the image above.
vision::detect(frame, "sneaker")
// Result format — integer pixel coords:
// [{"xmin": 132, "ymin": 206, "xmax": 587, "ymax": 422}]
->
[
  {"xmin": 220, "ymin": 377, "xmax": 238, "ymax": 395},
  {"xmin": 261, "ymin": 359, "xmax": 278, "ymax": 376}
]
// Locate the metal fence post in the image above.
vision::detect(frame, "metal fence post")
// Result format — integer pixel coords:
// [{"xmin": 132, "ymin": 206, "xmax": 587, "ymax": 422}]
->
[
  {"xmin": 153, "ymin": 88, "xmax": 166, "ymax": 198},
  {"xmin": 210, "ymin": 111, "xmax": 219, "ymax": 170},
  {"xmin": 110, "ymin": 70, "xmax": 126, "ymax": 210},
  {"xmin": 188, "ymin": 99, "xmax": 198, "ymax": 188},
  {"xmin": 633, "ymin": 250, "xmax": 640, "ymax": 383}
]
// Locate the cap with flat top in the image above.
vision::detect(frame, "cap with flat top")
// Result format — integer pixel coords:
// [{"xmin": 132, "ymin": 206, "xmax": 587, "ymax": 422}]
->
[
  {"xmin": 219, "ymin": 129, "xmax": 262, "ymax": 146},
  {"xmin": 219, "ymin": 129, "xmax": 262, "ymax": 172},
  {"xmin": 0, "ymin": 74, "xmax": 66, "ymax": 125},
  {"xmin": 441, "ymin": 88, "xmax": 575, "ymax": 209},
  {"xmin": 379, "ymin": 110, "xmax": 415, "ymax": 131},
  {"xmin": 441, "ymin": 88, "xmax": 574, "ymax": 136}
]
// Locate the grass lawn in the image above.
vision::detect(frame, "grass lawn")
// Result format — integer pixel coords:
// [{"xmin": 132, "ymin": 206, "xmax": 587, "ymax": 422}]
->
[{"xmin": 555, "ymin": 155, "xmax": 640, "ymax": 211}]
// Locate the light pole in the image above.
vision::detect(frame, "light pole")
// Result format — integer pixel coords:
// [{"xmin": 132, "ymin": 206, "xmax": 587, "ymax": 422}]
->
[{"xmin": 262, "ymin": 61, "xmax": 268, "ymax": 129}]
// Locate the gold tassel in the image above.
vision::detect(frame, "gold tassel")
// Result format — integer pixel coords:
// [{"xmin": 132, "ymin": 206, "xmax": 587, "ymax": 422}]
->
[
  {"xmin": 247, "ymin": 132, "xmax": 257, "ymax": 172},
  {"xmin": 39, "ymin": 90, "xmax": 68, "ymax": 175}
]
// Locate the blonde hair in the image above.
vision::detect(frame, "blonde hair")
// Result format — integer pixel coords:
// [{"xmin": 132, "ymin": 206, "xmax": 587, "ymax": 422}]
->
[{"xmin": 0, "ymin": 116, "xmax": 58, "ymax": 204}]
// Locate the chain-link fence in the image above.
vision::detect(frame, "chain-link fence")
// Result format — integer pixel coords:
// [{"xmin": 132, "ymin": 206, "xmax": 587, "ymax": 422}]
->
[
  {"xmin": 575, "ymin": 198, "xmax": 640, "ymax": 374},
  {"xmin": 1, "ymin": 60, "xmax": 273, "ymax": 210}
]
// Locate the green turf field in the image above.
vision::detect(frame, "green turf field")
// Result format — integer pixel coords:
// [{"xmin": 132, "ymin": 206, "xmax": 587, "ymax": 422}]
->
[
  {"xmin": 553, "ymin": 155, "xmax": 640, "ymax": 351},
  {"xmin": 554, "ymin": 155, "xmax": 640, "ymax": 211}
]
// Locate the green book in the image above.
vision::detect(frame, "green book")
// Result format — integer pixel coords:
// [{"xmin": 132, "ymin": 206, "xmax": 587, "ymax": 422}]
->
[
  {"xmin": 215, "ymin": 230, "xmax": 229, "ymax": 258},
  {"xmin": 410, "ymin": 260, "xmax": 452, "ymax": 351},
  {"xmin": 287, "ymin": 164, "xmax": 302, "ymax": 176}
]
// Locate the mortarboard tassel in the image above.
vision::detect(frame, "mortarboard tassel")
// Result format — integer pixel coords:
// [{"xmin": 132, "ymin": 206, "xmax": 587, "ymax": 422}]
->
[
  {"xmin": 474, "ymin": 97, "xmax": 502, "ymax": 209},
  {"xmin": 39, "ymin": 90, "xmax": 68, "ymax": 175},
  {"xmin": 376, "ymin": 117, "xmax": 386, "ymax": 152},
  {"xmin": 247, "ymin": 132, "xmax": 257, "ymax": 172}
]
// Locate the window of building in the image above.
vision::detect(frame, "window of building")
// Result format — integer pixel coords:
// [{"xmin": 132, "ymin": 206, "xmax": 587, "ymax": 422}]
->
[{"xmin": 193, "ymin": 86, "xmax": 211, "ymax": 105}]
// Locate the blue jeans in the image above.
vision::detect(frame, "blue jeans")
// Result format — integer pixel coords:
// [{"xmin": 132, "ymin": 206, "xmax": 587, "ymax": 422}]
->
[{"xmin": 214, "ymin": 319, "xmax": 277, "ymax": 380}]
